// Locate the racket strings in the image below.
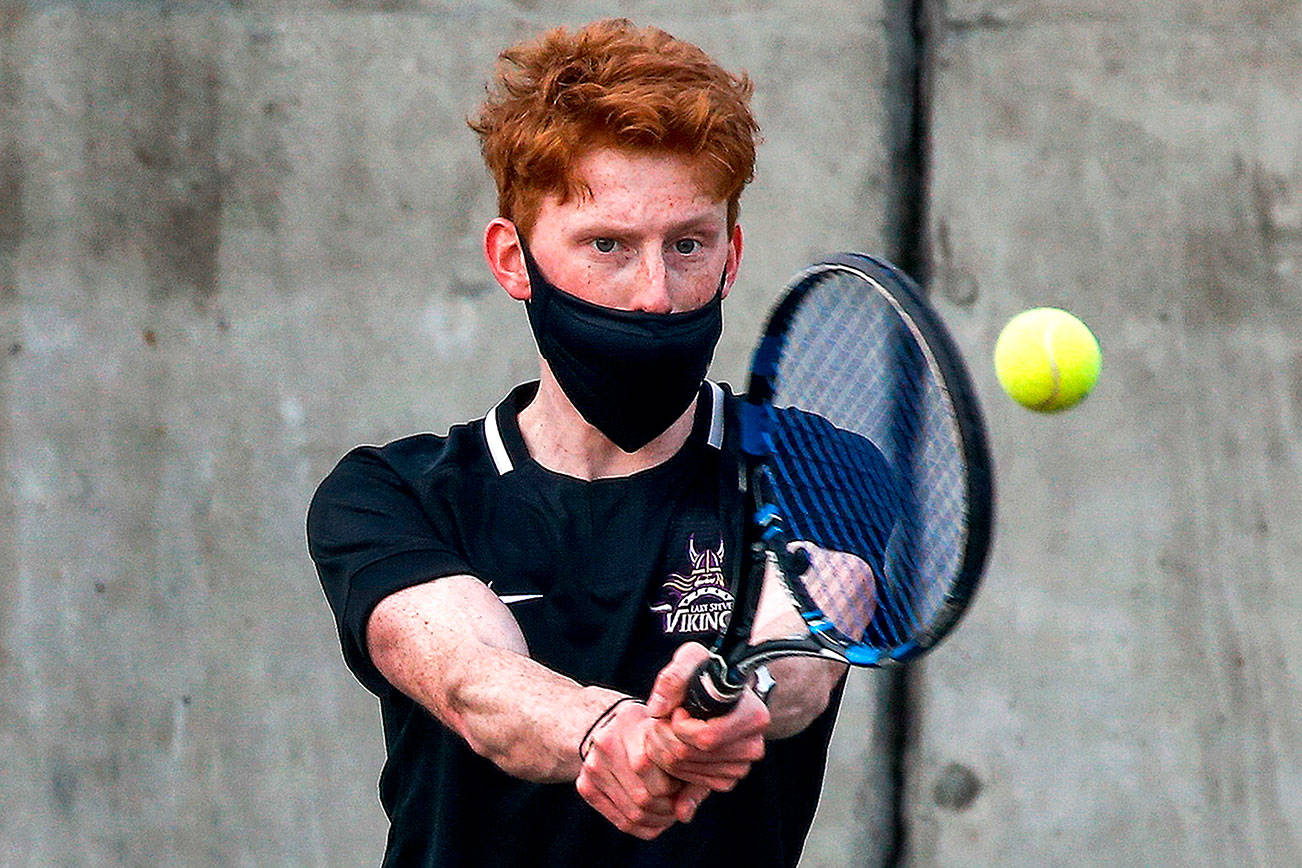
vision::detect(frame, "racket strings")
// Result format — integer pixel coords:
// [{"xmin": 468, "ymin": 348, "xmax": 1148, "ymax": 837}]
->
[
  {"xmin": 766, "ymin": 273, "xmax": 968, "ymax": 651},
  {"xmin": 766, "ymin": 419, "xmax": 910, "ymax": 644}
]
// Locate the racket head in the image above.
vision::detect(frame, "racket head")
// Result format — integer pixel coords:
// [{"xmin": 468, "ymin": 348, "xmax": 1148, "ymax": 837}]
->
[{"xmin": 744, "ymin": 253, "xmax": 994, "ymax": 666}]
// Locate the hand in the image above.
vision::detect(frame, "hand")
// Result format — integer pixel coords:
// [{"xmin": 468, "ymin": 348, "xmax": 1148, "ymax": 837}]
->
[
  {"xmin": 643, "ymin": 643, "xmax": 769, "ymax": 795},
  {"xmin": 789, "ymin": 541, "xmax": 877, "ymax": 639},
  {"xmin": 575, "ymin": 699, "xmax": 691, "ymax": 839}
]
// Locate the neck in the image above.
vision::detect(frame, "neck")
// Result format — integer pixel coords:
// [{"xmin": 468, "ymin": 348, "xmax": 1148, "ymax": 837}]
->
[{"xmin": 518, "ymin": 370, "xmax": 697, "ymax": 481}]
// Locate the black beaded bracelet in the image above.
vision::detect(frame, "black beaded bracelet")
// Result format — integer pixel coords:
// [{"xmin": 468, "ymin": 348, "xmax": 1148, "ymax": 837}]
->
[{"xmin": 578, "ymin": 696, "xmax": 639, "ymax": 761}]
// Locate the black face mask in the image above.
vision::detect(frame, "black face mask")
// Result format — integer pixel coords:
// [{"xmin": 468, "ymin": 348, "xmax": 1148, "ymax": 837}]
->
[{"xmin": 519, "ymin": 238, "xmax": 725, "ymax": 453}]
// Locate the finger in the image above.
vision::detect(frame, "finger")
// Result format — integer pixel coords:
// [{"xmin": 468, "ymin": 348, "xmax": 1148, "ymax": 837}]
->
[
  {"xmin": 673, "ymin": 781, "xmax": 712, "ymax": 823},
  {"xmin": 663, "ymin": 771, "xmax": 747, "ymax": 792},
  {"xmin": 646, "ymin": 642, "xmax": 712, "ymax": 718},
  {"xmin": 677, "ymin": 774, "xmax": 747, "ymax": 792},
  {"xmin": 642, "ymin": 718, "xmax": 692, "ymax": 771},
  {"xmin": 585, "ymin": 706, "xmax": 681, "ymax": 814},
  {"xmin": 581, "ymin": 759, "xmax": 679, "ymax": 833},
  {"xmin": 643, "ymin": 716, "xmax": 765, "ymax": 786},
  {"xmin": 585, "ymin": 745, "xmax": 679, "ymax": 822},
  {"xmin": 608, "ymin": 774, "xmax": 679, "ymax": 823},
  {"xmin": 668, "ymin": 703, "xmax": 769, "ymax": 751},
  {"xmin": 668, "ymin": 732, "xmax": 767, "ymax": 763},
  {"xmin": 576, "ymin": 769, "xmax": 675, "ymax": 840},
  {"xmin": 641, "ymin": 727, "xmax": 759, "ymax": 791},
  {"xmin": 628, "ymin": 742, "xmax": 685, "ymax": 799},
  {"xmin": 647, "ymin": 733, "xmax": 763, "ymax": 772},
  {"xmin": 643, "ymin": 728, "xmax": 754, "ymax": 775},
  {"xmin": 664, "ymin": 759, "xmax": 756, "ymax": 781}
]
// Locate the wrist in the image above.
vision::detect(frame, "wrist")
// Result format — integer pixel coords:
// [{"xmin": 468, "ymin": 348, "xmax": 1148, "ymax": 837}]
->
[{"xmin": 579, "ymin": 695, "xmax": 641, "ymax": 761}]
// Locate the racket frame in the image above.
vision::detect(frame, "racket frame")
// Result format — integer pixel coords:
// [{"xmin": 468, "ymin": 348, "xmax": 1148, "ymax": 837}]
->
[{"xmin": 685, "ymin": 253, "xmax": 994, "ymax": 717}]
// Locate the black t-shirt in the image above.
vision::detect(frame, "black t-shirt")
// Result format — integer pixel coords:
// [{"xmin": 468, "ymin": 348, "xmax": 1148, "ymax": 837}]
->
[{"xmin": 307, "ymin": 381, "xmax": 842, "ymax": 867}]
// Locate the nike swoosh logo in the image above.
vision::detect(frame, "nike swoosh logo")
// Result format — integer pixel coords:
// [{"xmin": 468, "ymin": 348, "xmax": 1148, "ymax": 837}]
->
[{"xmin": 498, "ymin": 593, "xmax": 544, "ymax": 605}]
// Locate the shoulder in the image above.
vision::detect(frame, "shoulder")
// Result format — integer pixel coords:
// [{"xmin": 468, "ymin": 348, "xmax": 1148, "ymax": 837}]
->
[
  {"xmin": 319, "ymin": 420, "xmax": 489, "ymax": 492},
  {"xmin": 306, "ymin": 416, "xmax": 499, "ymax": 543}
]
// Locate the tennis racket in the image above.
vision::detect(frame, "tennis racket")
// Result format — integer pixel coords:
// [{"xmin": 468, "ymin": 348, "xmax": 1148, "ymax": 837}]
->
[{"xmin": 684, "ymin": 253, "xmax": 994, "ymax": 718}]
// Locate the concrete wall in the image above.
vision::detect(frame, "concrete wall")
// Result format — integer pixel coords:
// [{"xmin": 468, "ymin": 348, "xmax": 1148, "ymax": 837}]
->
[
  {"xmin": 908, "ymin": 1, "xmax": 1302, "ymax": 864},
  {"xmin": 0, "ymin": 3, "xmax": 896, "ymax": 864},
  {"xmin": 1, "ymin": 0, "xmax": 1298, "ymax": 865}
]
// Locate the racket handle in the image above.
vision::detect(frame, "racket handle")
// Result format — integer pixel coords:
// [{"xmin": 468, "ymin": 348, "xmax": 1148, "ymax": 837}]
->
[{"xmin": 683, "ymin": 654, "xmax": 745, "ymax": 719}]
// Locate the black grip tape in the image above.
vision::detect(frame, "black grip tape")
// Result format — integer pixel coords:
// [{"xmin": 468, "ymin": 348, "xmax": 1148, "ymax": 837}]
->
[{"xmin": 683, "ymin": 654, "xmax": 745, "ymax": 719}]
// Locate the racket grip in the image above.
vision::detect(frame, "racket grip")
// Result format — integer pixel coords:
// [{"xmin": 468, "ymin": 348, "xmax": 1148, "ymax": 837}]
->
[{"xmin": 683, "ymin": 654, "xmax": 745, "ymax": 719}]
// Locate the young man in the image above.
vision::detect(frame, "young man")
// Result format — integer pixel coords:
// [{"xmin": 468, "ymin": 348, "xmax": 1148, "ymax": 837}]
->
[{"xmin": 308, "ymin": 19, "xmax": 846, "ymax": 866}]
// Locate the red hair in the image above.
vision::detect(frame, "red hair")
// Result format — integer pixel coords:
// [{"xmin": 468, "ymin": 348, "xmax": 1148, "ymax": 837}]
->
[{"xmin": 469, "ymin": 19, "xmax": 760, "ymax": 236}]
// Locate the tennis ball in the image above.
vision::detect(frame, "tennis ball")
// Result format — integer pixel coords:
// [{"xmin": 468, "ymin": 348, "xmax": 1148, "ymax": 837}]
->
[{"xmin": 994, "ymin": 308, "xmax": 1101, "ymax": 412}]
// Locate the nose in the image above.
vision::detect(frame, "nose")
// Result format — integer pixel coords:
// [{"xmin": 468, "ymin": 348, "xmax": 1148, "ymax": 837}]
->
[{"xmin": 627, "ymin": 251, "xmax": 674, "ymax": 314}]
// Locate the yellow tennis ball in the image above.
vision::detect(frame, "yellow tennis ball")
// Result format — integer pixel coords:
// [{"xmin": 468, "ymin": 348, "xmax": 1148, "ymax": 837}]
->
[{"xmin": 994, "ymin": 308, "xmax": 1101, "ymax": 412}]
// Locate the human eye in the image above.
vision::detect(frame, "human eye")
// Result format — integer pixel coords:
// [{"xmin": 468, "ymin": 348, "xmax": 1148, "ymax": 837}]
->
[
  {"xmin": 673, "ymin": 238, "xmax": 703, "ymax": 256},
  {"xmin": 591, "ymin": 238, "xmax": 618, "ymax": 254}
]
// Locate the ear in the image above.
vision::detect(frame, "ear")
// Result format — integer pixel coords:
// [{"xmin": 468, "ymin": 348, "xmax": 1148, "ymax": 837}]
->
[
  {"xmin": 483, "ymin": 218, "xmax": 531, "ymax": 301},
  {"xmin": 721, "ymin": 223, "xmax": 743, "ymax": 300}
]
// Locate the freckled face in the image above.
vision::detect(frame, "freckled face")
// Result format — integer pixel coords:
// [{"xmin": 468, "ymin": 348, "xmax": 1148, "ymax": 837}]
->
[{"xmin": 523, "ymin": 148, "xmax": 740, "ymax": 314}]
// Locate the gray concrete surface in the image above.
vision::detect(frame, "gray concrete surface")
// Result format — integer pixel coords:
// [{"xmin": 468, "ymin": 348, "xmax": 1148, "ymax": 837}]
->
[
  {"xmin": 3, "ymin": 1, "xmax": 1299, "ymax": 865},
  {"xmin": 0, "ymin": 3, "xmax": 897, "ymax": 864},
  {"xmin": 909, "ymin": 0, "xmax": 1302, "ymax": 864}
]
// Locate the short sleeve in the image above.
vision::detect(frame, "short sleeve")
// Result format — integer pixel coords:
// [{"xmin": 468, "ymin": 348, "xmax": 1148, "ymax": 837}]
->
[
  {"xmin": 306, "ymin": 445, "xmax": 473, "ymax": 694},
  {"xmin": 769, "ymin": 407, "xmax": 901, "ymax": 572}
]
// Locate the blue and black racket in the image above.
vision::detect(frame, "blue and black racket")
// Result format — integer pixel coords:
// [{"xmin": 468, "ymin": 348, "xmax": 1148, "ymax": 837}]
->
[{"xmin": 685, "ymin": 253, "xmax": 994, "ymax": 717}]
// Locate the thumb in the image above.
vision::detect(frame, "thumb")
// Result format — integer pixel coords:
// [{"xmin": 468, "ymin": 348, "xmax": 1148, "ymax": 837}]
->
[{"xmin": 646, "ymin": 642, "xmax": 712, "ymax": 718}]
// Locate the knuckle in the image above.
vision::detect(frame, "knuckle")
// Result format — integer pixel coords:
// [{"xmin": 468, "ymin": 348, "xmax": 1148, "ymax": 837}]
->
[
  {"xmin": 631, "ymin": 807, "xmax": 658, "ymax": 827},
  {"xmin": 643, "ymin": 769, "xmax": 671, "ymax": 795}
]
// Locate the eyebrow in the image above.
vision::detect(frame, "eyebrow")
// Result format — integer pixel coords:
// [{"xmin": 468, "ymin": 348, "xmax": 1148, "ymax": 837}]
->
[{"xmin": 569, "ymin": 212, "xmax": 727, "ymax": 239}]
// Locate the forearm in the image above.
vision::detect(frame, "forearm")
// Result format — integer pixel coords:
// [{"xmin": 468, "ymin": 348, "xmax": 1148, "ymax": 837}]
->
[
  {"xmin": 367, "ymin": 578, "xmax": 624, "ymax": 783},
  {"xmin": 413, "ymin": 645, "xmax": 621, "ymax": 781},
  {"xmin": 750, "ymin": 564, "xmax": 848, "ymax": 739},
  {"xmin": 762, "ymin": 656, "xmax": 847, "ymax": 738}
]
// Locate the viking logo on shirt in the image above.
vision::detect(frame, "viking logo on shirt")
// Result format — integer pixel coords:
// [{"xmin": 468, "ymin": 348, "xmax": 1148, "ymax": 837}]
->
[{"xmin": 650, "ymin": 535, "xmax": 733, "ymax": 636}]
